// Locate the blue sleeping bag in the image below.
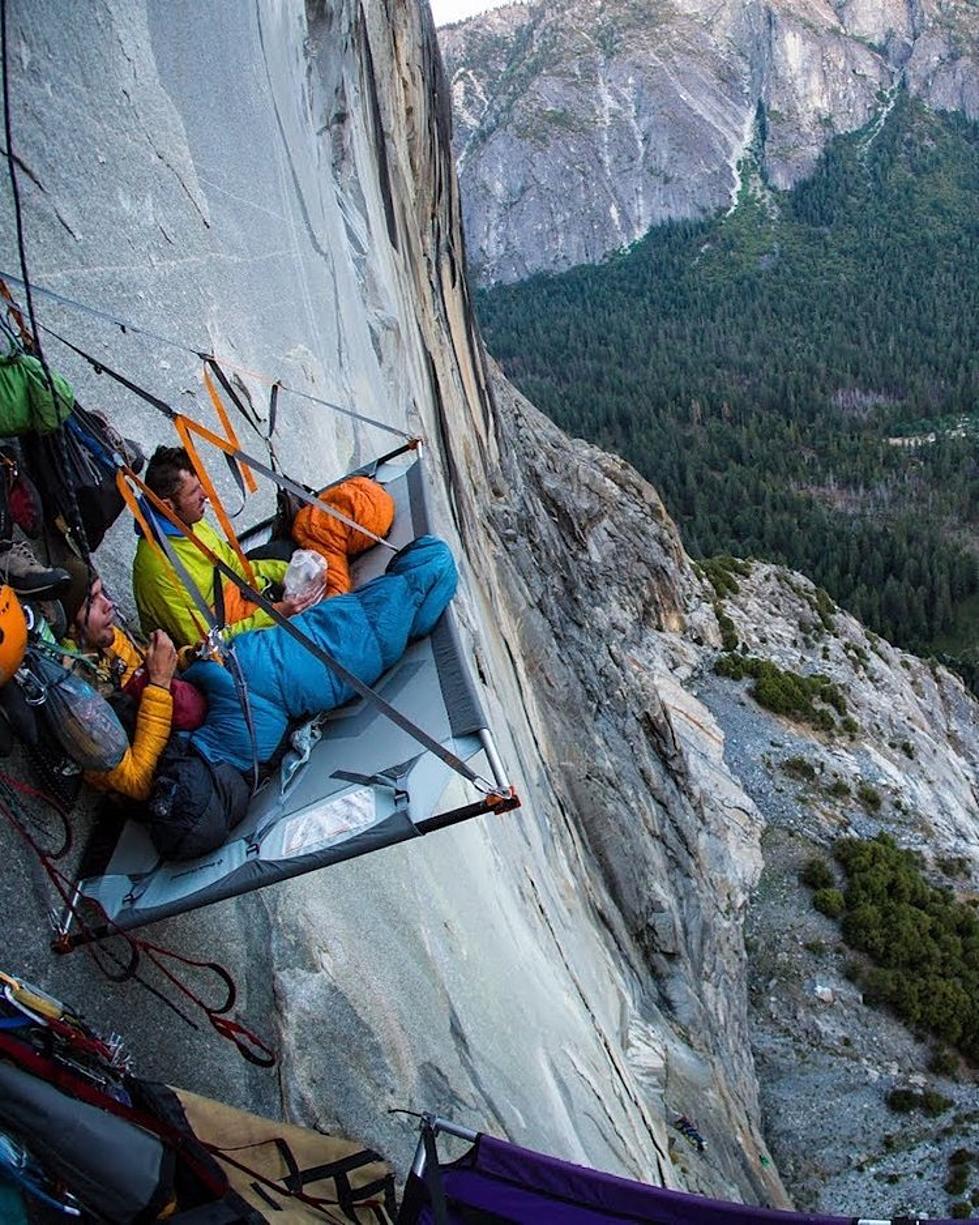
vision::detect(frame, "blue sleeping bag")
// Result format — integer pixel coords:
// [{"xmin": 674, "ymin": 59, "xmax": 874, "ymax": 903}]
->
[{"xmin": 186, "ymin": 535, "xmax": 458, "ymax": 772}]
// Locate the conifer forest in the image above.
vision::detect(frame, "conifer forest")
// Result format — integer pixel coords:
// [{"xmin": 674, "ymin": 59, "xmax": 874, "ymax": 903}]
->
[{"xmin": 478, "ymin": 95, "xmax": 979, "ymax": 683}]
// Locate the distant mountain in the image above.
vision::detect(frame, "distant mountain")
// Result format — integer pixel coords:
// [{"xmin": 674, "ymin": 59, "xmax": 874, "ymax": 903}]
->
[{"xmin": 439, "ymin": 0, "xmax": 979, "ymax": 284}]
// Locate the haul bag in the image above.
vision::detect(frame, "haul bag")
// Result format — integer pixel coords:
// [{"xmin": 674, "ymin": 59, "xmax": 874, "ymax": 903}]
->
[
  {"xmin": 0, "ymin": 1060, "xmax": 173, "ymax": 1222},
  {"xmin": 0, "ymin": 351, "xmax": 74, "ymax": 435},
  {"xmin": 27, "ymin": 652, "xmax": 128, "ymax": 771}
]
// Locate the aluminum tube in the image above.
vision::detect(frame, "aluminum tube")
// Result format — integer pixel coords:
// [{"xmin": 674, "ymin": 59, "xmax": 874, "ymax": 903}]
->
[{"xmin": 478, "ymin": 729, "xmax": 510, "ymax": 790}]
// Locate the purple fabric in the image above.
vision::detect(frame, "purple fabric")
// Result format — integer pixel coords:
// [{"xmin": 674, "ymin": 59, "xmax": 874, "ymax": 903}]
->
[{"xmin": 406, "ymin": 1134, "xmax": 953, "ymax": 1224}]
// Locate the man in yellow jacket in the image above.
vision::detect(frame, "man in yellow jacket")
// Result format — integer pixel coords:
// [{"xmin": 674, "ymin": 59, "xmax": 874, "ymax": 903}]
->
[
  {"xmin": 132, "ymin": 446, "xmax": 321, "ymax": 648},
  {"xmin": 63, "ymin": 572, "xmax": 177, "ymax": 803}
]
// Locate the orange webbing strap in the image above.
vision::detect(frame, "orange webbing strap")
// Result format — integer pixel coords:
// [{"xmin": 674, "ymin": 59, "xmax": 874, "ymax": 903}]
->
[
  {"xmin": 39, "ymin": 324, "xmax": 407, "ymax": 553},
  {"xmin": 0, "ymin": 276, "xmax": 31, "ymax": 347},
  {"xmin": 173, "ymin": 408, "xmax": 402, "ymax": 554},
  {"xmin": 201, "ymin": 363, "xmax": 258, "ymax": 495},
  {"xmin": 174, "ymin": 413, "xmax": 257, "ymax": 587}
]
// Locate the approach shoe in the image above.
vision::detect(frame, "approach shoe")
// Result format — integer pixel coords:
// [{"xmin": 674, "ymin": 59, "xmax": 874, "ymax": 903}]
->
[{"xmin": 0, "ymin": 541, "xmax": 71, "ymax": 598}]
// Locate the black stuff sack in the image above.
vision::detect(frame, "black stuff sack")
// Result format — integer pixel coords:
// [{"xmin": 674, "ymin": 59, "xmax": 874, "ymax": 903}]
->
[
  {"xmin": 25, "ymin": 652, "xmax": 128, "ymax": 772},
  {"xmin": 146, "ymin": 744, "xmax": 248, "ymax": 862}
]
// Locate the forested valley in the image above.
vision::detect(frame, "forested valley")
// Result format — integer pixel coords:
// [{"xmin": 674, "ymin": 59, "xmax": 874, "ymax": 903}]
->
[{"xmin": 477, "ymin": 94, "xmax": 979, "ymax": 684}]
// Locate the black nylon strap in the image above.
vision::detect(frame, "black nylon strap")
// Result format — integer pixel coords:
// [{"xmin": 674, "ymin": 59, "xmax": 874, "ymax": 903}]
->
[
  {"xmin": 226, "ymin": 645, "xmax": 260, "ymax": 795},
  {"xmin": 212, "ymin": 566, "xmax": 260, "ymax": 793},
  {"xmin": 154, "ymin": 519, "xmax": 219, "ymax": 636},
  {"xmin": 249, "ymin": 1182, "xmax": 281, "ymax": 1212},
  {"xmin": 205, "ymin": 357, "xmax": 263, "ymax": 435},
  {"xmin": 422, "ymin": 1124, "xmax": 450, "ymax": 1225},
  {"xmin": 268, "ymin": 381, "xmax": 279, "ymax": 440},
  {"xmin": 330, "ymin": 769, "xmax": 405, "ymax": 797},
  {"xmin": 221, "ymin": 449, "xmax": 248, "ymax": 516},
  {"xmin": 222, "ymin": 561, "xmax": 483, "ymax": 788},
  {"xmin": 284, "ymin": 1149, "xmax": 384, "ymax": 1191},
  {"xmin": 349, "ymin": 1175, "xmax": 397, "ymax": 1204},
  {"xmin": 46, "ymin": 328, "xmax": 176, "ymax": 421},
  {"xmin": 2, "ymin": 271, "xmax": 413, "ymax": 439},
  {"xmin": 60, "ymin": 330, "xmax": 399, "ymax": 550},
  {"xmin": 136, "ymin": 518, "xmax": 263, "ymax": 790},
  {"xmin": 206, "ymin": 357, "xmax": 285, "ymax": 482}
]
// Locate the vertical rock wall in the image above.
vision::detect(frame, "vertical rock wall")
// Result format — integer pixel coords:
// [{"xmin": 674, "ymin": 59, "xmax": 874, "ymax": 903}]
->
[
  {"xmin": 0, "ymin": 0, "xmax": 785, "ymax": 1205},
  {"xmin": 441, "ymin": 0, "xmax": 979, "ymax": 283}
]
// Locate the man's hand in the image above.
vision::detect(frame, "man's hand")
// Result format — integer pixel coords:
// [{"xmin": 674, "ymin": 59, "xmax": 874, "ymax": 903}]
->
[
  {"xmin": 145, "ymin": 630, "xmax": 178, "ymax": 689},
  {"xmin": 274, "ymin": 578, "xmax": 327, "ymax": 619}
]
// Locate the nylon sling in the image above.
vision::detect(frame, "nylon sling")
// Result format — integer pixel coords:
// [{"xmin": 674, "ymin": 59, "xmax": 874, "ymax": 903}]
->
[{"xmin": 48, "ymin": 329, "xmax": 402, "ymax": 554}]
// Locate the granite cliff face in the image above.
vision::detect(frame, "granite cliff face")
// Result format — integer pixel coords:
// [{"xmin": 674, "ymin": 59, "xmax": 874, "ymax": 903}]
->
[
  {"xmin": 0, "ymin": 0, "xmax": 781, "ymax": 1201},
  {"xmin": 440, "ymin": 0, "xmax": 979, "ymax": 283},
  {"xmin": 1, "ymin": 1, "xmax": 979, "ymax": 1217}
]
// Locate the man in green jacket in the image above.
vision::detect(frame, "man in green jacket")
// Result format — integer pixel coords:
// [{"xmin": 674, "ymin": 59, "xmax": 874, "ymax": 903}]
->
[{"xmin": 132, "ymin": 446, "xmax": 322, "ymax": 648}]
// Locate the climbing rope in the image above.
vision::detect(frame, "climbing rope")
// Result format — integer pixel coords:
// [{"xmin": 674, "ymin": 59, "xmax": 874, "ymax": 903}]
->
[
  {"xmin": 0, "ymin": 268, "xmax": 415, "ymax": 440},
  {"xmin": 0, "ymin": 771, "xmax": 275, "ymax": 1066},
  {"xmin": 0, "ymin": 6, "xmax": 92, "ymax": 567}
]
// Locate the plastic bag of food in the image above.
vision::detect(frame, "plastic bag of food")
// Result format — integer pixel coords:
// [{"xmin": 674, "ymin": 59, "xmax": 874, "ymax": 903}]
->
[
  {"xmin": 282, "ymin": 549, "xmax": 328, "ymax": 605},
  {"xmin": 27, "ymin": 653, "xmax": 128, "ymax": 772}
]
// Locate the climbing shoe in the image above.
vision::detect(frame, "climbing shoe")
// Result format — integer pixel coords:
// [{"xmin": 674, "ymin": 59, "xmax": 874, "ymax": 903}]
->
[{"xmin": 0, "ymin": 541, "xmax": 71, "ymax": 598}]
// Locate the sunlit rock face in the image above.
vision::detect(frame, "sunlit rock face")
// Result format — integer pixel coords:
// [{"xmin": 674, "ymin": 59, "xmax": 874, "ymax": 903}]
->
[
  {"xmin": 0, "ymin": 0, "xmax": 783, "ymax": 1205},
  {"xmin": 440, "ymin": 0, "xmax": 979, "ymax": 283}
]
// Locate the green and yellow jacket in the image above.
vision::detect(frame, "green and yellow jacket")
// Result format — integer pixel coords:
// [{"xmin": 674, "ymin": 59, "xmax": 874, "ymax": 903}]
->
[{"xmin": 133, "ymin": 515, "xmax": 287, "ymax": 648}]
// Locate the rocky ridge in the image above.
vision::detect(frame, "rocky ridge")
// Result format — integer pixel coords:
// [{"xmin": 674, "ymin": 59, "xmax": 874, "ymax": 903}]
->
[
  {"xmin": 440, "ymin": 0, "xmax": 979, "ymax": 283},
  {"xmin": 697, "ymin": 560, "xmax": 979, "ymax": 1216}
]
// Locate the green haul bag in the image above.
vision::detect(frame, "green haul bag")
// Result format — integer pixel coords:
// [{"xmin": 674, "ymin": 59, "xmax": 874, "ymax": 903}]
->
[{"xmin": 0, "ymin": 349, "xmax": 74, "ymax": 435}]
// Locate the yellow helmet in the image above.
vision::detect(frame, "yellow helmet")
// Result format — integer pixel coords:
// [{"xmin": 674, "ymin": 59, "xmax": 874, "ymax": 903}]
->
[{"xmin": 0, "ymin": 586, "xmax": 27, "ymax": 685}]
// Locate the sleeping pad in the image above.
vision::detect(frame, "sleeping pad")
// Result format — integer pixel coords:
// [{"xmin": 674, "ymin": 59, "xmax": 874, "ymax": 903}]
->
[{"xmin": 184, "ymin": 535, "xmax": 457, "ymax": 773}]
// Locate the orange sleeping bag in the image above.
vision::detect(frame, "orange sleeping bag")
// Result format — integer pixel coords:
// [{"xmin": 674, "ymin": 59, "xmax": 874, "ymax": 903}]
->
[{"xmin": 291, "ymin": 475, "xmax": 395, "ymax": 598}]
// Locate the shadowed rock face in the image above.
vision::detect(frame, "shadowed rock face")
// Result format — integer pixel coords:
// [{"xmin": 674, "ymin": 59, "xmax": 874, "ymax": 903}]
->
[{"xmin": 440, "ymin": 0, "xmax": 979, "ymax": 283}]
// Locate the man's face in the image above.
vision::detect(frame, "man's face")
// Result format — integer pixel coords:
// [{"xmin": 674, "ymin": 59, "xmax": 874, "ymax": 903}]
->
[
  {"xmin": 76, "ymin": 578, "xmax": 115, "ymax": 650},
  {"xmin": 165, "ymin": 469, "xmax": 207, "ymax": 526}
]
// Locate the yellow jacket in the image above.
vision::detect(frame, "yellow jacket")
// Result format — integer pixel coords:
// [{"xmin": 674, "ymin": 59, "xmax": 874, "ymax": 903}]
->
[
  {"xmin": 132, "ymin": 519, "xmax": 288, "ymax": 648},
  {"xmin": 80, "ymin": 627, "xmax": 173, "ymax": 803}
]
